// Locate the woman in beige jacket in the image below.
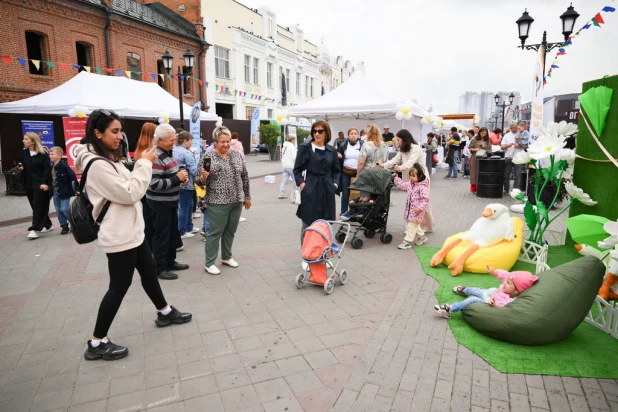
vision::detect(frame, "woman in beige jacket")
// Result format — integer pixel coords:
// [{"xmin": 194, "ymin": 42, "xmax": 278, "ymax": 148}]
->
[{"xmin": 75, "ymin": 110, "xmax": 192, "ymax": 361}]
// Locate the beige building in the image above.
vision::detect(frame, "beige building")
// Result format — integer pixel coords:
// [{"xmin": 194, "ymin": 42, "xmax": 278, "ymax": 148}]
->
[{"xmin": 202, "ymin": 0, "xmax": 357, "ymax": 120}]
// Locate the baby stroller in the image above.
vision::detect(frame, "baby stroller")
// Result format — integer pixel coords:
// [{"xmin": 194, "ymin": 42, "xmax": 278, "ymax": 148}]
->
[
  {"xmin": 296, "ymin": 220, "xmax": 350, "ymax": 295},
  {"xmin": 336, "ymin": 167, "xmax": 394, "ymax": 249}
]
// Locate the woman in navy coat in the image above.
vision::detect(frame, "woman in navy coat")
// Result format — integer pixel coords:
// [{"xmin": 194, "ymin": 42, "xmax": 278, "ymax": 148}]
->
[{"xmin": 293, "ymin": 120, "xmax": 341, "ymax": 246}]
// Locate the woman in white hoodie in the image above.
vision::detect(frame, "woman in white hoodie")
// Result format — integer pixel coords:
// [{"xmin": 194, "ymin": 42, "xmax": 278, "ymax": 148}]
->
[
  {"xmin": 278, "ymin": 135, "xmax": 297, "ymax": 199},
  {"xmin": 75, "ymin": 110, "xmax": 192, "ymax": 361}
]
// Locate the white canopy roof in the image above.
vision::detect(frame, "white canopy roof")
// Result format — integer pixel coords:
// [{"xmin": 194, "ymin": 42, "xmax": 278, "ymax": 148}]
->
[
  {"xmin": 0, "ymin": 71, "xmax": 217, "ymax": 121},
  {"xmin": 287, "ymin": 71, "xmax": 429, "ymax": 120}
]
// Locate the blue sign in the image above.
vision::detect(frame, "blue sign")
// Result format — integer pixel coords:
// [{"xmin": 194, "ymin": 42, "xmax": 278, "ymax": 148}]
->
[
  {"xmin": 189, "ymin": 102, "xmax": 202, "ymax": 161},
  {"xmin": 21, "ymin": 121, "xmax": 55, "ymax": 148}
]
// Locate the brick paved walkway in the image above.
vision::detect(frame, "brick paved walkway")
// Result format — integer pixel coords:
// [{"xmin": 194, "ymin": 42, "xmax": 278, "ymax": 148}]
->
[{"xmin": 0, "ymin": 165, "xmax": 616, "ymax": 412}]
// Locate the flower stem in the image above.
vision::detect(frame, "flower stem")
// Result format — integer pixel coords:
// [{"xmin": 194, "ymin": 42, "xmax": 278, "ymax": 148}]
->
[{"xmin": 546, "ymin": 199, "xmax": 575, "ymax": 228}]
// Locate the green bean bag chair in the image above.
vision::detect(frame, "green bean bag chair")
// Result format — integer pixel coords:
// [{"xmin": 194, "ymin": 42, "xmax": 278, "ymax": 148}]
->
[{"xmin": 462, "ymin": 256, "xmax": 605, "ymax": 345}]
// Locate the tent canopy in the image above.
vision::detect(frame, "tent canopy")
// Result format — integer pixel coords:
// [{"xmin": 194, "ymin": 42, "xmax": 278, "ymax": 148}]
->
[
  {"xmin": 287, "ymin": 72, "xmax": 429, "ymax": 120},
  {"xmin": 0, "ymin": 72, "xmax": 218, "ymax": 121}
]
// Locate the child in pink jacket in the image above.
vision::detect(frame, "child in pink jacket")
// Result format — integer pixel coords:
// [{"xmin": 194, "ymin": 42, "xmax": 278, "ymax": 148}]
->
[
  {"xmin": 393, "ymin": 163, "xmax": 429, "ymax": 250},
  {"xmin": 434, "ymin": 265, "xmax": 539, "ymax": 318}
]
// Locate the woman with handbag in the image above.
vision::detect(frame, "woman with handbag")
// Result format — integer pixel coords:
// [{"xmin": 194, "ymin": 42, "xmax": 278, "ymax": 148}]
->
[
  {"xmin": 279, "ymin": 136, "xmax": 297, "ymax": 199},
  {"xmin": 425, "ymin": 132, "xmax": 438, "ymax": 175},
  {"xmin": 18, "ymin": 132, "xmax": 53, "ymax": 240},
  {"xmin": 294, "ymin": 121, "xmax": 341, "ymax": 249},
  {"xmin": 337, "ymin": 128, "xmax": 363, "ymax": 217},
  {"xmin": 75, "ymin": 109, "xmax": 192, "ymax": 361}
]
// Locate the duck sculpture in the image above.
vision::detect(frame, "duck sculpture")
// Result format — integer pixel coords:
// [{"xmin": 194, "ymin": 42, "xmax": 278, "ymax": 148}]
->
[{"xmin": 431, "ymin": 204, "xmax": 515, "ymax": 276}]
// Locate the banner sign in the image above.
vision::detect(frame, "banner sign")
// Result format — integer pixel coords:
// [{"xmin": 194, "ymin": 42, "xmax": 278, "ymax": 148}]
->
[
  {"xmin": 530, "ymin": 45, "xmax": 545, "ymax": 144},
  {"xmin": 62, "ymin": 117, "xmax": 87, "ymax": 173},
  {"xmin": 250, "ymin": 107, "xmax": 260, "ymax": 148},
  {"xmin": 21, "ymin": 120, "xmax": 55, "ymax": 148},
  {"xmin": 189, "ymin": 102, "xmax": 202, "ymax": 161}
]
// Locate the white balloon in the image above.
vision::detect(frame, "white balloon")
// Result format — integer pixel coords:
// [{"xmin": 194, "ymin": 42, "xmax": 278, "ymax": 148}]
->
[
  {"xmin": 395, "ymin": 112, "xmax": 404, "ymax": 121},
  {"xmin": 421, "ymin": 119, "xmax": 429, "ymax": 125},
  {"xmin": 404, "ymin": 113, "xmax": 412, "ymax": 121},
  {"xmin": 68, "ymin": 109, "xmax": 76, "ymax": 117}
]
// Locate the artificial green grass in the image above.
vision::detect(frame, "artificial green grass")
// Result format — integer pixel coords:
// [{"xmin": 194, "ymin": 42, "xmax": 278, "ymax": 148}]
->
[{"xmin": 416, "ymin": 245, "xmax": 618, "ymax": 378}]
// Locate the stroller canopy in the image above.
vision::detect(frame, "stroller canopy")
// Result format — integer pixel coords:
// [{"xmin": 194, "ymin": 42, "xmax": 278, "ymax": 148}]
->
[
  {"xmin": 302, "ymin": 220, "xmax": 339, "ymax": 262},
  {"xmin": 349, "ymin": 167, "xmax": 393, "ymax": 195}
]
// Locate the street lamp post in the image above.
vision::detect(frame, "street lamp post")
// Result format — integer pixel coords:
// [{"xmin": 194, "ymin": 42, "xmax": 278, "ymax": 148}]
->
[
  {"xmin": 515, "ymin": 4, "xmax": 579, "ymax": 77},
  {"xmin": 162, "ymin": 49, "xmax": 195, "ymax": 129},
  {"xmin": 495, "ymin": 93, "xmax": 515, "ymax": 132}
]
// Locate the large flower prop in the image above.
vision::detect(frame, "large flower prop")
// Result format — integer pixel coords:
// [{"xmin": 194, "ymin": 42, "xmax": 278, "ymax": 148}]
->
[
  {"xmin": 396, "ymin": 102, "xmax": 413, "ymax": 121},
  {"xmin": 158, "ymin": 112, "xmax": 170, "ymax": 124},
  {"xmin": 68, "ymin": 105, "xmax": 88, "ymax": 118},
  {"xmin": 509, "ymin": 121, "xmax": 594, "ymax": 245},
  {"xmin": 276, "ymin": 110, "xmax": 289, "ymax": 126},
  {"xmin": 421, "ymin": 115, "xmax": 432, "ymax": 125}
]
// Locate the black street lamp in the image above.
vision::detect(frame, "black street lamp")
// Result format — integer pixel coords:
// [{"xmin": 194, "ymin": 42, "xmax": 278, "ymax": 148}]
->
[
  {"xmin": 495, "ymin": 93, "xmax": 515, "ymax": 132},
  {"xmin": 516, "ymin": 4, "xmax": 579, "ymax": 77},
  {"xmin": 161, "ymin": 49, "xmax": 195, "ymax": 128}
]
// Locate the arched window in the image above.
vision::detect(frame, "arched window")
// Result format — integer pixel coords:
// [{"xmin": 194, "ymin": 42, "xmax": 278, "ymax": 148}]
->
[{"xmin": 25, "ymin": 31, "xmax": 48, "ymax": 75}]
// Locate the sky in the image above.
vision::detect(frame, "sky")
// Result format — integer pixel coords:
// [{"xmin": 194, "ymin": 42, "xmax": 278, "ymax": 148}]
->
[{"xmin": 239, "ymin": 0, "xmax": 618, "ymax": 114}]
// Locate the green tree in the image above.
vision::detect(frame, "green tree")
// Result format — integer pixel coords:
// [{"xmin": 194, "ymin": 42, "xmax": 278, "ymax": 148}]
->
[
  {"xmin": 296, "ymin": 128, "xmax": 310, "ymax": 145},
  {"xmin": 258, "ymin": 123, "xmax": 282, "ymax": 160}
]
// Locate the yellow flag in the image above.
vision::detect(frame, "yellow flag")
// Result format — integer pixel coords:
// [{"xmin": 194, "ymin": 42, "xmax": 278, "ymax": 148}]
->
[
  {"xmin": 159, "ymin": 74, "xmax": 165, "ymax": 81},
  {"xmin": 84, "ymin": 66, "xmax": 91, "ymax": 73},
  {"xmin": 125, "ymin": 71, "xmax": 131, "ymax": 78},
  {"xmin": 31, "ymin": 60, "xmax": 40, "ymax": 70}
]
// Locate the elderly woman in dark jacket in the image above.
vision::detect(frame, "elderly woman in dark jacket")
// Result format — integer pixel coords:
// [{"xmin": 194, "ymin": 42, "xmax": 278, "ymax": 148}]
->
[
  {"xmin": 336, "ymin": 127, "xmax": 363, "ymax": 216},
  {"xmin": 294, "ymin": 121, "xmax": 341, "ymax": 248}
]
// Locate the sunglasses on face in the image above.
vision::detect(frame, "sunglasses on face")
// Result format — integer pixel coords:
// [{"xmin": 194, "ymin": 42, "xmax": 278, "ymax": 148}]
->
[{"xmin": 312, "ymin": 129, "xmax": 325, "ymax": 135}]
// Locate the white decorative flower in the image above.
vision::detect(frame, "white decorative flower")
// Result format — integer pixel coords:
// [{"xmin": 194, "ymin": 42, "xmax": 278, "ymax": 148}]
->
[
  {"xmin": 539, "ymin": 121, "xmax": 578, "ymax": 138},
  {"xmin": 275, "ymin": 110, "xmax": 289, "ymax": 126},
  {"xmin": 512, "ymin": 151, "xmax": 531, "ymax": 165},
  {"xmin": 68, "ymin": 105, "xmax": 88, "ymax": 118},
  {"xmin": 562, "ymin": 163, "xmax": 574, "ymax": 180},
  {"xmin": 556, "ymin": 148, "xmax": 576, "ymax": 163},
  {"xmin": 527, "ymin": 132, "xmax": 567, "ymax": 160},
  {"xmin": 396, "ymin": 102, "xmax": 413, "ymax": 121},
  {"xmin": 420, "ymin": 116, "xmax": 432, "ymax": 125},
  {"xmin": 565, "ymin": 182, "xmax": 597, "ymax": 206},
  {"xmin": 510, "ymin": 188, "xmax": 524, "ymax": 201},
  {"xmin": 215, "ymin": 116, "xmax": 223, "ymax": 127},
  {"xmin": 158, "ymin": 112, "xmax": 170, "ymax": 124}
]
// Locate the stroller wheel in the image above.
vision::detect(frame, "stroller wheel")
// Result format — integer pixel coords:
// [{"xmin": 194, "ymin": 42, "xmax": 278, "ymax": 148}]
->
[
  {"xmin": 324, "ymin": 278, "xmax": 335, "ymax": 295},
  {"xmin": 295, "ymin": 273, "xmax": 305, "ymax": 289},
  {"xmin": 339, "ymin": 270, "xmax": 348, "ymax": 285},
  {"xmin": 335, "ymin": 231, "xmax": 346, "ymax": 244},
  {"xmin": 351, "ymin": 238, "xmax": 364, "ymax": 249},
  {"xmin": 380, "ymin": 233, "xmax": 393, "ymax": 244},
  {"xmin": 363, "ymin": 228, "xmax": 376, "ymax": 238}
]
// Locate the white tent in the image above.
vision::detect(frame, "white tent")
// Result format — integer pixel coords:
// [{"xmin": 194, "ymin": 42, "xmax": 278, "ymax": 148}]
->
[
  {"xmin": 0, "ymin": 71, "xmax": 218, "ymax": 121},
  {"xmin": 287, "ymin": 72, "xmax": 433, "ymax": 141}
]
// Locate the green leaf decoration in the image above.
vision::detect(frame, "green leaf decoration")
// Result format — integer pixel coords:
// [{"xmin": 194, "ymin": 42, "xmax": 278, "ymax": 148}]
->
[
  {"xmin": 524, "ymin": 202, "xmax": 537, "ymax": 232},
  {"xmin": 537, "ymin": 201, "xmax": 549, "ymax": 224}
]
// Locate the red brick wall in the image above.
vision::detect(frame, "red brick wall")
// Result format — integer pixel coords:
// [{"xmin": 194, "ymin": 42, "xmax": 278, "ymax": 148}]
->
[{"xmin": 0, "ymin": 0, "xmax": 206, "ymax": 106}]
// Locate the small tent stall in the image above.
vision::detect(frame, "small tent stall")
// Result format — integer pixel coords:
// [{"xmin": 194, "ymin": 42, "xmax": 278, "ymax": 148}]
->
[
  {"xmin": 0, "ymin": 72, "xmax": 219, "ymax": 171},
  {"xmin": 287, "ymin": 72, "xmax": 433, "ymax": 142}
]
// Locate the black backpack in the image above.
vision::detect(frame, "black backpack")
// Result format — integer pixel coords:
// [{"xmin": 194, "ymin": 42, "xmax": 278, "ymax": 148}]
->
[{"xmin": 68, "ymin": 158, "xmax": 117, "ymax": 244}]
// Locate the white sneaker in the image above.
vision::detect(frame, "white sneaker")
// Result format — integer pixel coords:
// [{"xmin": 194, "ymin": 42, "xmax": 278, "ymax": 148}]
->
[
  {"xmin": 190, "ymin": 228, "xmax": 200, "ymax": 234},
  {"xmin": 180, "ymin": 233, "xmax": 195, "ymax": 239},
  {"xmin": 176, "ymin": 246, "xmax": 184, "ymax": 252},
  {"xmin": 205, "ymin": 265, "xmax": 221, "ymax": 275},
  {"xmin": 239, "ymin": 217, "xmax": 247, "ymax": 223},
  {"xmin": 27, "ymin": 230, "xmax": 39, "ymax": 240},
  {"xmin": 222, "ymin": 259, "xmax": 239, "ymax": 268},
  {"xmin": 41, "ymin": 227, "xmax": 53, "ymax": 233},
  {"xmin": 193, "ymin": 212, "xmax": 202, "ymax": 219}
]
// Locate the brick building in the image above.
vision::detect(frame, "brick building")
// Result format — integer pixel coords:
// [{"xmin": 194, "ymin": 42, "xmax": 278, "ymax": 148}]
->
[{"xmin": 0, "ymin": 0, "xmax": 209, "ymax": 109}]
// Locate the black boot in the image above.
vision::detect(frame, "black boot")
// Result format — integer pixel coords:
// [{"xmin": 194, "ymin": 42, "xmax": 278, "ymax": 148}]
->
[{"xmin": 61, "ymin": 225, "xmax": 70, "ymax": 235}]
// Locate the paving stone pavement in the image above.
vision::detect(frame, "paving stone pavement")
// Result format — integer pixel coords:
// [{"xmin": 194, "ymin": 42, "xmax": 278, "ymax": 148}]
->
[{"xmin": 0, "ymin": 164, "xmax": 616, "ymax": 412}]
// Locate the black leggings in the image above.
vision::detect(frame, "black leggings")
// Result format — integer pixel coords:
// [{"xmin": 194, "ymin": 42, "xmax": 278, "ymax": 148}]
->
[{"xmin": 93, "ymin": 240, "xmax": 168, "ymax": 339}]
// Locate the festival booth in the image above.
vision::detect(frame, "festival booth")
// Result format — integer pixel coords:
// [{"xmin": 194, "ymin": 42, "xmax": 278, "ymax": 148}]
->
[
  {"xmin": 0, "ymin": 72, "xmax": 219, "ymax": 173},
  {"xmin": 287, "ymin": 72, "xmax": 434, "ymax": 142}
]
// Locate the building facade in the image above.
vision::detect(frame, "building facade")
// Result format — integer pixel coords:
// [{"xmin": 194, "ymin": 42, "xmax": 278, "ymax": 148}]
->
[
  {"xmin": 0, "ymin": 0, "xmax": 207, "ymax": 107},
  {"xmin": 199, "ymin": 0, "xmax": 356, "ymax": 120}
]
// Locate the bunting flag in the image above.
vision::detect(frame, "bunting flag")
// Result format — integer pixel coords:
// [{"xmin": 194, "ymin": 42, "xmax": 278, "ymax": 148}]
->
[
  {"xmin": 205, "ymin": 81, "xmax": 209, "ymax": 87},
  {"xmin": 115, "ymin": 69, "xmax": 123, "ymax": 76},
  {"xmin": 60, "ymin": 63, "xmax": 68, "ymax": 71},
  {"xmin": 125, "ymin": 71, "xmax": 131, "ymax": 78},
  {"xmin": 0, "ymin": 55, "xmax": 9, "ymax": 65},
  {"xmin": 199, "ymin": 80, "xmax": 203, "ymax": 86},
  {"xmin": 73, "ymin": 64, "xmax": 81, "ymax": 70},
  {"xmin": 31, "ymin": 60, "xmax": 40, "ymax": 70},
  {"xmin": 166, "ymin": 74, "xmax": 172, "ymax": 80},
  {"xmin": 602, "ymin": 6, "xmax": 616, "ymax": 12},
  {"xmin": 151, "ymin": 73, "xmax": 156, "ymax": 80},
  {"xmin": 551, "ymin": 64, "xmax": 559, "ymax": 69},
  {"xmin": 106, "ymin": 68, "xmax": 113, "ymax": 74},
  {"xmin": 180, "ymin": 75, "xmax": 185, "ymax": 81},
  {"xmin": 84, "ymin": 66, "xmax": 91, "ymax": 73},
  {"xmin": 595, "ymin": 12, "xmax": 606, "ymax": 24},
  {"xmin": 16, "ymin": 58, "xmax": 25, "ymax": 67},
  {"xmin": 96, "ymin": 67, "xmax": 102, "ymax": 75},
  {"xmin": 45, "ymin": 61, "xmax": 55, "ymax": 69}
]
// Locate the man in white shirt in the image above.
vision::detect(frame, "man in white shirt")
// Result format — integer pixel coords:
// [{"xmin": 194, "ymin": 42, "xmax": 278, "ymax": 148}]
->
[{"xmin": 501, "ymin": 121, "xmax": 529, "ymax": 193}]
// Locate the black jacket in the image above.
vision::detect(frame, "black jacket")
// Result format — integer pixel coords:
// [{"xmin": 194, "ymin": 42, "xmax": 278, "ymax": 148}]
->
[
  {"xmin": 293, "ymin": 141, "xmax": 341, "ymax": 225},
  {"xmin": 52, "ymin": 160, "xmax": 78, "ymax": 199},
  {"xmin": 19, "ymin": 149, "xmax": 52, "ymax": 190}
]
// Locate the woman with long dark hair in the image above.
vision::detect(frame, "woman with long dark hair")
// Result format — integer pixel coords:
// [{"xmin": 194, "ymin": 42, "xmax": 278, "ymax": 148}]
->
[
  {"xmin": 294, "ymin": 120, "xmax": 341, "ymax": 247},
  {"xmin": 18, "ymin": 132, "xmax": 53, "ymax": 239},
  {"xmin": 378, "ymin": 129, "xmax": 426, "ymax": 180},
  {"xmin": 75, "ymin": 110, "xmax": 192, "ymax": 361},
  {"xmin": 468, "ymin": 127, "xmax": 492, "ymax": 194}
]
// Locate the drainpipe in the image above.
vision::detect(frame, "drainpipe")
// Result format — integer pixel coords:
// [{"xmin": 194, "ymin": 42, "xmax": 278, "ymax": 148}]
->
[
  {"xmin": 198, "ymin": 39, "xmax": 209, "ymax": 110},
  {"xmin": 104, "ymin": 5, "xmax": 113, "ymax": 68}
]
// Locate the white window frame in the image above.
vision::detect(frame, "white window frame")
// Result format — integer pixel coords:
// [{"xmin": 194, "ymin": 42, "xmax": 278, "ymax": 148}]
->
[
  {"xmin": 295, "ymin": 72, "xmax": 301, "ymax": 95},
  {"xmin": 305, "ymin": 75, "xmax": 309, "ymax": 96},
  {"xmin": 310, "ymin": 77, "xmax": 314, "ymax": 97},
  {"xmin": 286, "ymin": 69, "xmax": 290, "ymax": 92},
  {"xmin": 244, "ymin": 54, "xmax": 251, "ymax": 83},
  {"xmin": 253, "ymin": 57, "xmax": 259, "ymax": 85},
  {"xmin": 266, "ymin": 62, "xmax": 273, "ymax": 88},
  {"xmin": 214, "ymin": 46, "xmax": 230, "ymax": 79}
]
